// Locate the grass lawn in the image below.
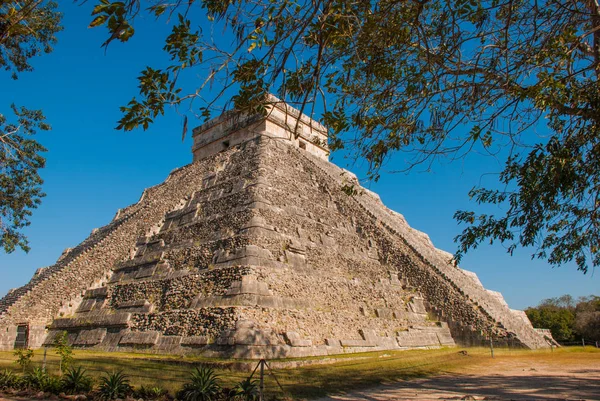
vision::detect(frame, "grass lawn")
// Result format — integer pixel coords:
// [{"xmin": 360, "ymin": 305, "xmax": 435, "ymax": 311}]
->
[{"xmin": 1, "ymin": 346, "xmax": 598, "ymax": 399}]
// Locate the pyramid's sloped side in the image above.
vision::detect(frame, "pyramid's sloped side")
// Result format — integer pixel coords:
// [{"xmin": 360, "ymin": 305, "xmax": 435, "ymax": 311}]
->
[
  {"xmin": 0, "ymin": 140, "xmax": 261, "ymax": 350},
  {"xmin": 37, "ymin": 137, "xmax": 454, "ymax": 358},
  {"xmin": 4, "ymin": 133, "xmax": 547, "ymax": 355},
  {"xmin": 293, "ymin": 143, "xmax": 548, "ymax": 349},
  {"xmin": 226, "ymin": 138, "xmax": 453, "ymax": 357}
]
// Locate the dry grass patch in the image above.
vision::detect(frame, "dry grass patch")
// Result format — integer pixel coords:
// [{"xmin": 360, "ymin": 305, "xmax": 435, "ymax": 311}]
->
[{"xmin": 1, "ymin": 346, "xmax": 598, "ymax": 399}]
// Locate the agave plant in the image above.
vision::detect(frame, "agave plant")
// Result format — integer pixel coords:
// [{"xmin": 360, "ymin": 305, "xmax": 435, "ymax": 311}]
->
[
  {"xmin": 0, "ymin": 369, "xmax": 24, "ymax": 390},
  {"xmin": 25, "ymin": 367, "xmax": 63, "ymax": 394},
  {"xmin": 137, "ymin": 384, "xmax": 168, "ymax": 400},
  {"xmin": 61, "ymin": 366, "xmax": 93, "ymax": 394},
  {"xmin": 232, "ymin": 377, "xmax": 259, "ymax": 401},
  {"xmin": 176, "ymin": 366, "xmax": 221, "ymax": 401},
  {"xmin": 98, "ymin": 371, "xmax": 132, "ymax": 400}
]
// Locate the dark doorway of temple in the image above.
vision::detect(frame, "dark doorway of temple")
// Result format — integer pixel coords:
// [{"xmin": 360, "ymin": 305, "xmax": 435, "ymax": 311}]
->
[{"xmin": 14, "ymin": 324, "xmax": 29, "ymax": 349}]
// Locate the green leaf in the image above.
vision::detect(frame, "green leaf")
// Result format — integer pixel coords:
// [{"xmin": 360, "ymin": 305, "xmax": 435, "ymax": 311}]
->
[{"xmin": 88, "ymin": 15, "xmax": 107, "ymax": 28}]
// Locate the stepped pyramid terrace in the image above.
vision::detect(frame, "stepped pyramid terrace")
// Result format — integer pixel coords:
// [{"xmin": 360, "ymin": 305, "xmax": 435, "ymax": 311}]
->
[{"xmin": 0, "ymin": 96, "xmax": 550, "ymax": 358}]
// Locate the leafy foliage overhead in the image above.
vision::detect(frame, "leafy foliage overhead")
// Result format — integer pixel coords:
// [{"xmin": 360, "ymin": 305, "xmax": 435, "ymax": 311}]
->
[
  {"xmin": 0, "ymin": 1, "xmax": 61, "ymax": 254},
  {"xmin": 88, "ymin": 0, "xmax": 600, "ymax": 273},
  {"xmin": 0, "ymin": 1, "xmax": 62, "ymax": 79},
  {"xmin": 0, "ymin": 105, "xmax": 49, "ymax": 253}
]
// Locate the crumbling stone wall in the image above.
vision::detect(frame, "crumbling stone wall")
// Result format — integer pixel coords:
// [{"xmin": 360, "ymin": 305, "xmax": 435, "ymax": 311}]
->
[
  {"xmin": 109, "ymin": 267, "xmax": 250, "ymax": 311},
  {"xmin": 131, "ymin": 308, "xmax": 237, "ymax": 337}
]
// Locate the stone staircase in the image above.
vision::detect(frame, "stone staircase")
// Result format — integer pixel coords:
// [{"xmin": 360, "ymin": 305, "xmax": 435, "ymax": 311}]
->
[
  {"xmin": 0, "ymin": 162, "xmax": 200, "ymax": 322},
  {"xmin": 0, "ymin": 217, "xmax": 130, "ymax": 316}
]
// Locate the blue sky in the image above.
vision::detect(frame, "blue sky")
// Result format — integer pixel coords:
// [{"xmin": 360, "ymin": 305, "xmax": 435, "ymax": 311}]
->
[{"xmin": 0, "ymin": 2, "xmax": 597, "ymax": 310}]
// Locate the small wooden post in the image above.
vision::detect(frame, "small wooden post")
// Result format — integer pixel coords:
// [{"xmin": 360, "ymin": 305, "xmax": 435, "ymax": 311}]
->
[
  {"xmin": 582, "ymin": 338, "xmax": 585, "ymax": 348},
  {"xmin": 259, "ymin": 359, "xmax": 265, "ymax": 401},
  {"xmin": 42, "ymin": 347, "xmax": 47, "ymax": 371},
  {"xmin": 490, "ymin": 337, "xmax": 494, "ymax": 358}
]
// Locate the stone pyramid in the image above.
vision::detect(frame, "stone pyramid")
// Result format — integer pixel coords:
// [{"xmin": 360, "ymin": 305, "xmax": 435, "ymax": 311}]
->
[{"xmin": 0, "ymin": 97, "xmax": 549, "ymax": 358}]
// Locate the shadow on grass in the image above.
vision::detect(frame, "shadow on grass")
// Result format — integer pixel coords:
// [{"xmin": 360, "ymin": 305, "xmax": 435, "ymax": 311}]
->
[
  {"xmin": 1, "ymin": 348, "xmax": 597, "ymax": 399},
  {"xmin": 269, "ymin": 353, "xmax": 471, "ymax": 399},
  {"xmin": 322, "ymin": 372, "xmax": 600, "ymax": 401}
]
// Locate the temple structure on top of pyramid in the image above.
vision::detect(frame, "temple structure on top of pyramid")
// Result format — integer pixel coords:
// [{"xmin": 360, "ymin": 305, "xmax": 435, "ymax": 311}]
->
[{"xmin": 0, "ymin": 96, "xmax": 550, "ymax": 358}]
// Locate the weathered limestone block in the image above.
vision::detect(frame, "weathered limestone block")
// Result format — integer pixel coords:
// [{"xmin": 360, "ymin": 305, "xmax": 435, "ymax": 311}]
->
[
  {"xmin": 408, "ymin": 297, "xmax": 428, "ymax": 315},
  {"xmin": 201, "ymin": 173, "xmax": 217, "ymax": 189},
  {"xmin": 214, "ymin": 245, "xmax": 275, "ymax": 267},
  {"xmin": 162, "ymin": 203, "xmax": 201, "ymax": 231},
  {"xmin": 74, "ymin": 328, "xmax": 107, "ymax": 345},
  {"xmin": 216, "ymin": 330, "xmax": 235, "ymax": 345},
  {"xmin": 43, "ymin": 329, "xmax": 78, "ymax": 347},
  {"xmin": 235, "ymin": 328, "xmax": 279, "ymax": 346},
  {"xmin": 225, "ymin": 276, "xmax": 272, "ymax": 296},
  {"xmin": 319, "ymin": 233, "xmax": 336, "ymax": 248},
  {"xmin": 375, "ymin": 308, "xmax": 394, "ymax": 319},
  {"xmin": 240, "ymin": 215, "xmax": 274, "ymax": 231},
  {"xmin": 325, "ymin": 338, "xmax": 341, "ymax": 347},
  {"xmin": 42, "ymin": 330, "xmax": 62, "ymax": 347},
  {"xmin": 511, "ymin": 309, "xmax": 533, "ymax": 327},
  {"xmin": 396, "ymin": 329, "xmax": 439, "ymax": 347},
  {"xmin": 84, "ymin": 287, "xmax": 108, "ymax": 299},
  {"xmin": 435, "ymin": 323, "xmax": 456, "ymax": 346},
  {"xmin": 77, "ymin": 299, "xmax": 96, "ymax": 313},
  {"xmin": 461, "ymin": 269, "xmax": 484, "ymax": 288},
  {"xmin": 136, "ymin": 235, "xmax": 150, "ymax": 247},
  {"xmin": 120, "ymin": 330, "xmax": 160, "ymax": 346},
  {"xmin": 117, "ymin": 299, "xmax": 154, "ymax": 313},
  {"xmin": 26, "ymin": 325, "xmax": 48, "ymax": 349},
  {"xmin": 51, "ymin": 312, "xmax": 131, "ymax": 329},
  {"xmin": 284, "ymin": 251, "xmax": 306, "ymax": 268},
  {"xmin": 135, "ymin": 239, "xmax": 166, "ymax": 257},
  {"xmin": 359, "ymin": 329, "xmax": 378, "ymax": 343},
  {"xmin": 135, "ymin": 263, "xmax": 161, "ymax": 279},
  {"xmin": 146, "ymin": 239, "xmax": 165, "ymax": 253},
  {"xmin": 0, "ymin": 326, "xmax": 17, "ymax": 350},
  {"xmin": 114, "ymin": 252, "xmax": 164, "ymax": 272},
  {"xmin": 340, "ymin": 339, "xmax": 376, "ymax": 347},
  {"xmin": 198, "ymin": 294, "xmax": 307, "ymax": 309},
  {"xmin": 284, "ymin": 331, "xmax": 312, "ymax": 347},
  {"xmin": 367, "ymin": 247, "xmax": 379, "ymax": 260},
  {"xmin": 296, "ymin": 227, "xmax": 309, "ymax": 240},
  {"xmin": 156, "ymin": 335, "xmax": 183, "ymax": 352},
  {"xmin": 181, "ymin": 336, "xmax": 209, "ymax": 346}
]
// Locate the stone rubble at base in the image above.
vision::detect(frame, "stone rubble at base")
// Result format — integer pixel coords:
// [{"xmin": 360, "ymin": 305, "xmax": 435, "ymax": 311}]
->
[{"xmin": 0, "ymin": 98, "xmax": 550, "ymax": 357}]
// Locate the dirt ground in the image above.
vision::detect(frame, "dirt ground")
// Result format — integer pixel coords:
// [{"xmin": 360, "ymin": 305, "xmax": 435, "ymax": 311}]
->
[{"xmin": 317, "ymin": 352, "xmax": 600, "ymax": 401}]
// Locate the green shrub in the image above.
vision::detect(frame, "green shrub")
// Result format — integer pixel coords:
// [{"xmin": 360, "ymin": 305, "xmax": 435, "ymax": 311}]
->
[
  {"xmin": 53, "ymin": 331, "xmax": 74, "ymax": 374},
  {"xmin": 98, "ymin": 371, "xmax": 132, "ymax": 400},
  {"xmin": 61, "ymin": 366, "xmax": 94, "ymax": 394},
  {"xmin": 13, "ymin": 348, "xmax": 34, "ymax": 372},
  {"xmin": 136, "ymin": 384, "xmax": 168, "ymax": 400},
  {"xmin": 231, "ymin": 377, "xmax": 259, "ymax": 401},
  {"xmin": 176, "ymin": 366, "xmax": 221, "ymax": 401},
  {"xmin": 25, "ymin": 367, "xmax": 63, "ymax": 394},
  {"xmin": 0, "ymin": 369, "xmax": 25, "ymax": 390}
]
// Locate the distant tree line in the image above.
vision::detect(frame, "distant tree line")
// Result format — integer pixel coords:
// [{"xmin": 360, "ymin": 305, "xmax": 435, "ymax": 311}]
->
[{"xmin": 526, "ymin": 295, "xmax": 600, "ymax": 343}]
